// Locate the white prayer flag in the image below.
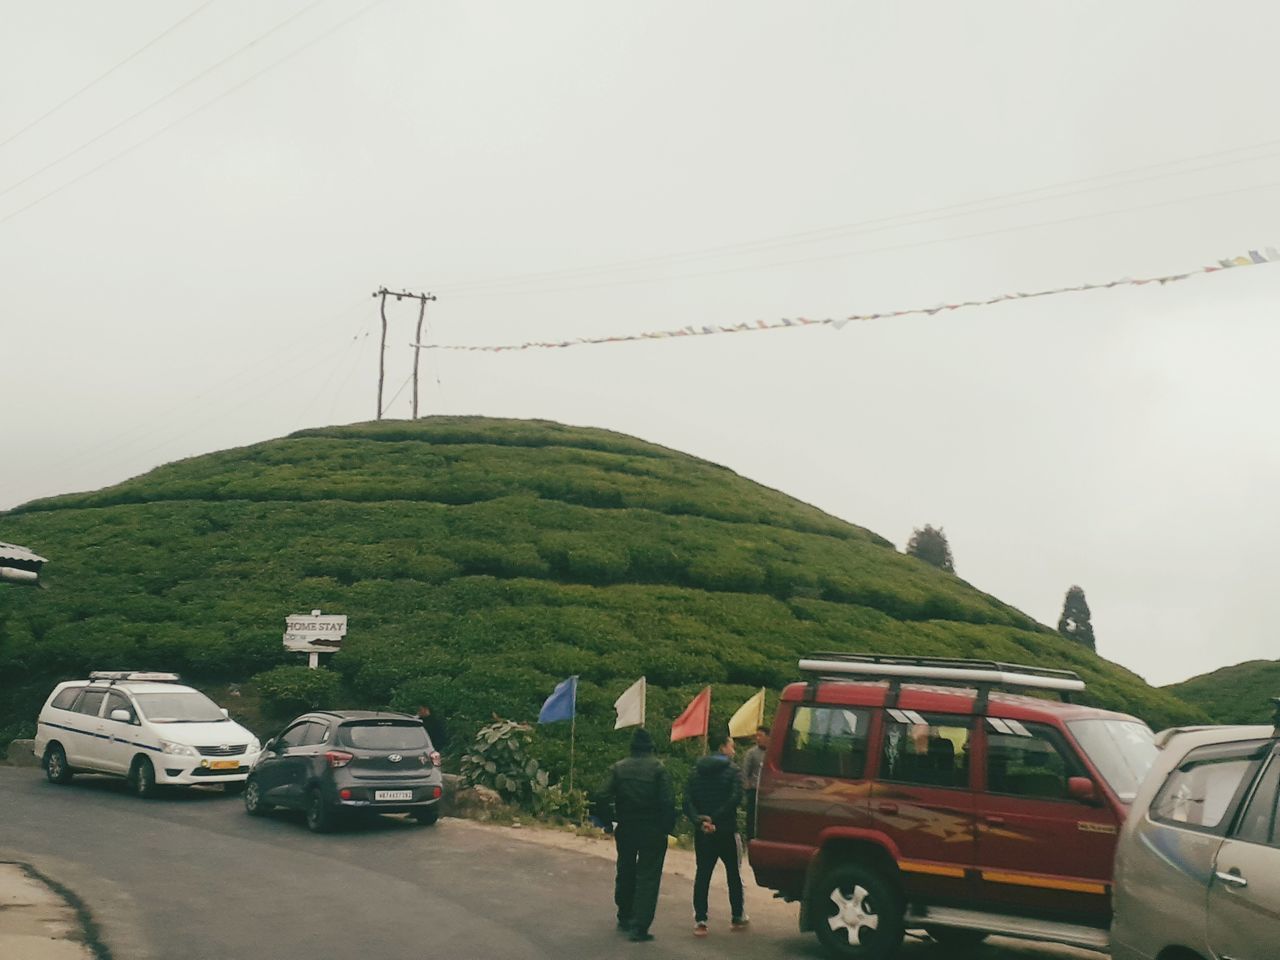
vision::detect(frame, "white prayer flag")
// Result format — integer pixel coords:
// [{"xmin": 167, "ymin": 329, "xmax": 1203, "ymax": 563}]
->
[{"xmin": 614, "ymin": 677, "xmax": 646, "ymax": 729}]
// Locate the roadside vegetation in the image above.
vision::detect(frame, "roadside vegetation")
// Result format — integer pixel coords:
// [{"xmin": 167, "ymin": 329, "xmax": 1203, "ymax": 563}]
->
[
  {"xmin": 1165, "ymin": 659, "xmax": 1280, "ymax": 724},
  {"xmin": 0, "ymin": 417, "xmax": 1203, "ymax": 785}
]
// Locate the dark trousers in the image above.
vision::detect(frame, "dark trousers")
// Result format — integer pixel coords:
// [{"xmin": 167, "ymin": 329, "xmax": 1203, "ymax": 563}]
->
[
  {"xmin": 693, "ymin": 828, "xmax": 744, "ymax": 923},
  {"xmin": 745, "ymin": 789, "xmax": 758, "ymax": 841},
  {"xmin": 614, "ymin": 823, "xmax": 668, "ymax": 934}
]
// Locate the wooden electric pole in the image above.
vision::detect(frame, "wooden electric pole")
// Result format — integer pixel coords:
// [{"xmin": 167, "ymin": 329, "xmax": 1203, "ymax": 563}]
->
[{"xmin": 372, "ymin": 287, "xmax": 437, "ymax": 420}]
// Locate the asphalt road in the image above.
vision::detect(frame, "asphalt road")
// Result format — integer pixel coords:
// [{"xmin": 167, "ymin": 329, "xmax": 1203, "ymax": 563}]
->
[{"xmin": 0, "ymin": 767, "xmax": 1101, "ymax": 960}]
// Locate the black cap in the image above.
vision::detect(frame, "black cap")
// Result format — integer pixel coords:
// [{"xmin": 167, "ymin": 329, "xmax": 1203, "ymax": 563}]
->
[{"xmin": 630, "ymin": 728, "xmax": 656, "ymax": 754}]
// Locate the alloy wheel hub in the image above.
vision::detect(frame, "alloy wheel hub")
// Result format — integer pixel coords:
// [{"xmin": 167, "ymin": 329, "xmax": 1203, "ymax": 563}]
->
[{"xmin": 828, "ymin": 885, "xmax": 879, "ymax": 944}]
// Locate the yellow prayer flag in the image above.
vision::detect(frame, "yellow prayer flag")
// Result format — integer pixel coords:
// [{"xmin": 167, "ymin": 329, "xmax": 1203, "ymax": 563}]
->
[{"xmin": 728, "ymin": 688, "xmax": 766, "ymax": 739}]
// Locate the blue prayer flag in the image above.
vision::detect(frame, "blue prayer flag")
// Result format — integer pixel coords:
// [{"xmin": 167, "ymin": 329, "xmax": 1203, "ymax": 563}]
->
[{"xmin": 538, "ymin": 676, "xmax": 577, "ymax": 724}]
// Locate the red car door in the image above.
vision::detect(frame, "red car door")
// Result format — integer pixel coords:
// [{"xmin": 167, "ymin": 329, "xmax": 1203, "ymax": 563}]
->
[
  {"xmin": 973, "ymin": 718, "xmax": 1118, "ymax": 922},
  {"xmin": 871, "ymin": 709, "xmax": 977, "ymax": 904}
]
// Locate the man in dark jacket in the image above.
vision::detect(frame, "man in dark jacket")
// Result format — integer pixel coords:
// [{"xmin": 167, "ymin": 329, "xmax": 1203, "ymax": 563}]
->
[
  {"xmin": 594, "ymin": 728, "xmax": 676, "ymax": 943},
  {"xmin": 416, "ymin": 704, "xmax": 449, "ymax": 752},
  {"xmin": 684, "ymin": 730, "xmax": 747, "ymax": 936}
]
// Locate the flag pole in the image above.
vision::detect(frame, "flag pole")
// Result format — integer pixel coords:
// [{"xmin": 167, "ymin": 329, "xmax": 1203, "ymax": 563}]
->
[{"xmin": 569, "ymin": 711, "xmax": 576, "ymax": 795}]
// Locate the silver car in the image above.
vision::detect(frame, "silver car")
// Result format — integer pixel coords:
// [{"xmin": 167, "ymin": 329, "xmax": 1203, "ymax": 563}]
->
[{"xmin": 1112, "ymin": 718, "xmax": 1280, "ymax": 960}]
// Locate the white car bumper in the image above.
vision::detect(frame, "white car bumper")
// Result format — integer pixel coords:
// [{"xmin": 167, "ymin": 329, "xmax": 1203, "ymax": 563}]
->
[{"xmin": 154, "ymin": 751, "xmax": 260, "ymax": 785}]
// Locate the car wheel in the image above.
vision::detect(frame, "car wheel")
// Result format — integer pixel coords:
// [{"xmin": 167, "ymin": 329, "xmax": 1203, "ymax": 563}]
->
[
  {"xmin": 129, "ymin": 757, "xmax": 158, "ymax": 799},
  {"xmin": 925, "ymin": 927, "xmax": 988, "ymax": 950},
  {"xmin": 44, "ymin": 745, "xmax": 73, "ymax": 785},
  {"xmin": 413, "ymin": 807, "xmax": 439, "ymax": 826},
  {"xmin": 305, "ymin": 789, "xmax": 337, "ymax": 833},
  {"xmin": 813, "ymin": 862, "xmax": 904, "ymax": 959},
  {"xmin": 223, "ymin": 781, "xmax": 246, "ymax": 796},
  {"xmin": 243, "ymin": 778, "xmax": 270, "ymax": 816}
]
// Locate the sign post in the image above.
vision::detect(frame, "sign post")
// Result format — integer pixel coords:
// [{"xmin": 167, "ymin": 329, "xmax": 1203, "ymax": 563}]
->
[{"xmin": 283, "ymin": 609, "xmax": 347, "ymax": 669}]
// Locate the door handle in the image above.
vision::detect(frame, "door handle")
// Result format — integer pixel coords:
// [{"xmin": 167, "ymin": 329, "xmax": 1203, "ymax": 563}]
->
[
  {"xmin": 1215, "ymin": 870, "xmax": 1248, "ymax": 889},
  {"xmin": 877, "ymin": 802, "xmax": 899, "ymax": 815}
]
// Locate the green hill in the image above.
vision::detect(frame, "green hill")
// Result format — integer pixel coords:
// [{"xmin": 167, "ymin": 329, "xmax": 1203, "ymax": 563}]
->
[
  {"xmin": 1, "ymin": 417, "xmax": 1202, "ymax": 782},
  {"xmin": 1165, "ymin": 660, "xmax": 1280, "ymax": 725}
]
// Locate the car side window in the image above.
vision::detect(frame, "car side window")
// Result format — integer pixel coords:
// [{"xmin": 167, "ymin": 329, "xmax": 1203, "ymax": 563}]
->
[
  {"xmin": 1233, "ymin": 753, "xmax": 1280, "ymax": 848},
  {"xmin": 782, "ymin": 706, "xmax": 870, "ymax": 779},
  {"xmin": 1150, "ymin": 742, "xmax": 1265, "ymax": 835},
  {"xmin": 276, "ymin": 722, "xmax": 312, "ymax": 751},
  {"xmin": 880, "ymin": 711, "xmax": 971, "ymax": 789},
  {"xmin": 75, "ymin": 690, "xmax": 107, "ymax": 718},
  {"xmin": 51, "ymin": 687, "xmax": 83, "ymax": 710},
  {"xmin": 105, "ymin": 692, "xmax": 136, "ymax": 725},
  {"xmin": 300, "ymin": 722, "xmax": 329, "ymax": 747},
  {"xmin": 986, "ymin": 719, "xmax": 1079, "ymax": 800}
]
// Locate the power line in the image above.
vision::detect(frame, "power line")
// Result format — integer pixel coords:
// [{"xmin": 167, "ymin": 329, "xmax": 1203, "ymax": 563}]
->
[
  {"xmin": 0, "ymin": 0, "xmax": 325, "ymax": 202},
  {"xmin": 427, "ymin": 176, "xmax": 1280, "ymax": 301},
  {"xmin": 0, "ymin": 0, "xmax": 385, "ymax": 228},
  {"xmin": 420, "ymin": 135, "xmax": 1280, "ymax": 299},
  {"xmin": 0, "ymin": 0, "xmax": 217, "ymax": 151}
]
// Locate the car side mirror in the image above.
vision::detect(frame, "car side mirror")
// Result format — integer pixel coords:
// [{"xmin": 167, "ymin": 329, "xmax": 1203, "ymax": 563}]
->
[
  {"xmin": 221, "ymin": 708, "xmax": 229, "ymax": 718},
  {"xmin": 1068, "ymin": 776, "xmax": 1102, "ymax": 805},
  {"xmin": 265, "ymin": 738, "xmax": 278, "ymax": 753},
  {"xmin": 110, "ymin": 709, "xmax": 132, "ymax": 723}
]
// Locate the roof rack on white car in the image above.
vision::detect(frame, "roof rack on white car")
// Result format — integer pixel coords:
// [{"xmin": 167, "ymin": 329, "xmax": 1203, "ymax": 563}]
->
[
  {"xmin": 798, "ymin": 653, "xmax": 1086, "ymax": 708},
  {"xmin": 88, "ymin": 671, "xmax": 182, "ymax": 684}
]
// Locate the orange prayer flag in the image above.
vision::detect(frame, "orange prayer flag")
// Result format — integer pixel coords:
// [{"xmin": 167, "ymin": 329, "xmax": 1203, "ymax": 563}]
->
[{"xmin": 671, "ymin": 686, "xmax": 711, "ymax": 743}]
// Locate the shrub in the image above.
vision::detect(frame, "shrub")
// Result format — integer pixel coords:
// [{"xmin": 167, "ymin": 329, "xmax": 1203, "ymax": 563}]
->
[
  {"xmin": 251, "ymin": 665, "xmax": 342, "ymax": 716},
  {"xmin": 459, "ymin": 719, "xmax": 548, "ymax": 805}
]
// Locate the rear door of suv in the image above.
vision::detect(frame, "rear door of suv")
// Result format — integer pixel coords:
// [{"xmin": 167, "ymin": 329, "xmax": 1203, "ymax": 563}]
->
[
  {"xmin": 973, "ymin": 717, "xmax": 1118, "ymax": 920},
  {"xmin": 872, "ymin": 708, "xmax": 977, "ymax": 904},
  {"xmin": 66, "ymin": 688, "xmax": 109, "ymax": 768}
]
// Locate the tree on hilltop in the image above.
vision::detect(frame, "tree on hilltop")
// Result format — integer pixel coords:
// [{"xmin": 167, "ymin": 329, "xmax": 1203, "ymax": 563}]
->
[
  {"xmin": 905, "ymin": 525, "xmax": 954, "ymax": 573},
  {"xmin": 1058, "ymin": 585, "xmax": 1096, "ymax": 651}
]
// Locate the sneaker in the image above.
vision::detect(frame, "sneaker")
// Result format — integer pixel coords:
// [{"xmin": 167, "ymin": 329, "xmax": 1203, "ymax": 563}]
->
[
  {"xmin": 731, "ymin": 915, "xmax": 750, "ymax": 931},
  {"xmin": 693, "ymin": 921, "xmax": 708, "ymax": 937},
  {"xmin": 629, "ymin": 931, "xmax": 654, "ymax": 942}
]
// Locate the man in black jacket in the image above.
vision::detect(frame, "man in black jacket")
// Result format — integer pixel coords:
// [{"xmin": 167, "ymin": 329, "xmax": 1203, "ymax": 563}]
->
[
  {"xmin": 594, "ymin": 728, "xmax": 676, "ymax": 943},
  {"xmin": 684, "ymin": 730, "xmax": 747, "ymax": 936},
  {"xmin": 416, "ymin": 704, "xmax": 449, "ymax": 752}
]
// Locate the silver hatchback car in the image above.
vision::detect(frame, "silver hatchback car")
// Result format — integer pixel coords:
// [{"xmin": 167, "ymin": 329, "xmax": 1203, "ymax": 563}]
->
[{"xmin": 1112, "ymin": 712, "xmax": 1280, "ymax": 960}]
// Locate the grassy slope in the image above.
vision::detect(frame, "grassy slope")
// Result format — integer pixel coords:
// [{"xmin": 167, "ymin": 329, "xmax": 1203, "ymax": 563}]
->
[
  {"xmin": 1164, "ymin": 660, "xmax": 1280, "ymax": 725},
  {"xmin": 1, "ymin": 417, "xmax": 1202, "ymax": 781}
]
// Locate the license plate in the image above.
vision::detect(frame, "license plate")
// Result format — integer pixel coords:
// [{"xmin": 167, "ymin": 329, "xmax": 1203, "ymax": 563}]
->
[
  {"xmin": 209, "ymin": 760, "xmax": 239, "ymax": 770},
  {"xmin": 375, "ymin": 790, "xmax": 413, "ymax": 801}
]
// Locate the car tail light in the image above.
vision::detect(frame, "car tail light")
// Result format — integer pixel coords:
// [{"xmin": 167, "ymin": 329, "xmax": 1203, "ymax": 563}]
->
[
  {"xmin": 429, "ymin": 751, "xmax": 442, "ymax": 767},
  {"xmin": 325, "ymin": 751, "xmax": 354, "ymax": 769},
  {"xmin": 339, "ymin": 788, "xmax": 352, "ymax": 800},
  {"xmin": 432, "ymin": 786, "xmax": 442, "ymax": 799}
]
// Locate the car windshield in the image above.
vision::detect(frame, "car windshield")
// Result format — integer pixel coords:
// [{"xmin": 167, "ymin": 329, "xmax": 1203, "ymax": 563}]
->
[
  {"xmin": 337, "ymin": 722, "xmax": 430, "ymax": 750},
  {"xmin": 133, "ymin": 691, "xmax": 228, "ymax": 724},
  {"xmin": 1067, "ymin": 718, "xmax": 1157, "ymax": 802}
]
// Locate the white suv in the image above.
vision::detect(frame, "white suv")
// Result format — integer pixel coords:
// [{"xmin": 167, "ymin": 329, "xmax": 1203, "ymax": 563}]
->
[{"xmin": 34, "ymin": 672, "xmax": 261, "ymax": 797}]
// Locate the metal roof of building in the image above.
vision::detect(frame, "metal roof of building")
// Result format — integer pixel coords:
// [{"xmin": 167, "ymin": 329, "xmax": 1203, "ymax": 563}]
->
[{"xmin": 0, "ymin": 541, "xmax": 46, "ymax": 565}]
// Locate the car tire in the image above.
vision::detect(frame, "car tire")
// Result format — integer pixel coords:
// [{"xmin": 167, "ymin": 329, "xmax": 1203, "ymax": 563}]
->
[
  {"xmin": 243, "ymin": 778, "xmax": 270, "ymax": 816},
  {"xmin": 305, "ymin": 789, "xmax": 337, "ymax": 833},
  {"xmin": 129, "ymin": 757, "xmax": 158, "ymax": 799},
  {"xmin": 223, "ymin": 781, "xmax": 246, "ymax": 796},
  {"xmin": 926, "ymin": 927, "xmax": 988, "ymax": 950},
  {"xmin": 812, "ymin": 862, "xmax": 904, "ymax": 959},
  {"xmin": 413, "ymin": 807, "xmax": 439, "ymax": 826},
  {"xmin": 44, "ymin": 745, "xmax": 73, "ymax": 785}
]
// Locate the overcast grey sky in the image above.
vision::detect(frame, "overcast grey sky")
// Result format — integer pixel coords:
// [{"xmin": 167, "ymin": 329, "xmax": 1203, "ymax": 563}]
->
[{"xmin": 4, "ymin": 1, "xmax": 1279, "ymax": 686}]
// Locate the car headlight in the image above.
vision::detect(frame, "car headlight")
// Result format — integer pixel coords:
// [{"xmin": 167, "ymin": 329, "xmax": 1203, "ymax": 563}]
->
[
  {"xmin": 246, "ymin": 737, "xmax": 261, "ymax": 755},
  {"xmin": 160, "ymin": 740, "xmax": 198, "ymax": 757}
]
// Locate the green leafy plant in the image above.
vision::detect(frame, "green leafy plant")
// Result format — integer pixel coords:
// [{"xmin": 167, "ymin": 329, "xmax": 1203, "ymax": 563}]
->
[
  {"xmin": 250, "ymin": 665, "xmax": 341, "ymax": 715},
  {"xmin": 459, "ymin": 719, "xmax": 549, "ymax": 805},
  {"xmin": 531, "ymin": 781, "xmax": 590, "ymax": 823}
]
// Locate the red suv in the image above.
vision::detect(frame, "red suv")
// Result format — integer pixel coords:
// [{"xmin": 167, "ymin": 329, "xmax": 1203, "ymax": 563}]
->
[{"xmin": 749, "ymin": 653, "xmax": 1158, "ymax": 958}]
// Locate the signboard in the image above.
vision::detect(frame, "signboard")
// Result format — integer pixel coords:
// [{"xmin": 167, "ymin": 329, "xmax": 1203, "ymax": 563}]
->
[{"xmin": 283, "ymin": 613, "xmax": 347, "ymax": 653}]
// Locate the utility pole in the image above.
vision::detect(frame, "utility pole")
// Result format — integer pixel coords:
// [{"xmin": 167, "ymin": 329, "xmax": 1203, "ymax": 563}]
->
[{"xmin": 371, "ymin": 287, "xmax": 437, "ymax": 420}]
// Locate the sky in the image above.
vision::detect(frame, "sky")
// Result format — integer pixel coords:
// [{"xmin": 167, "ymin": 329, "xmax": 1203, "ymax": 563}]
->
[{"xmin": 3, "ymin": 1, "xmax": 1279, "ymax": 687}]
